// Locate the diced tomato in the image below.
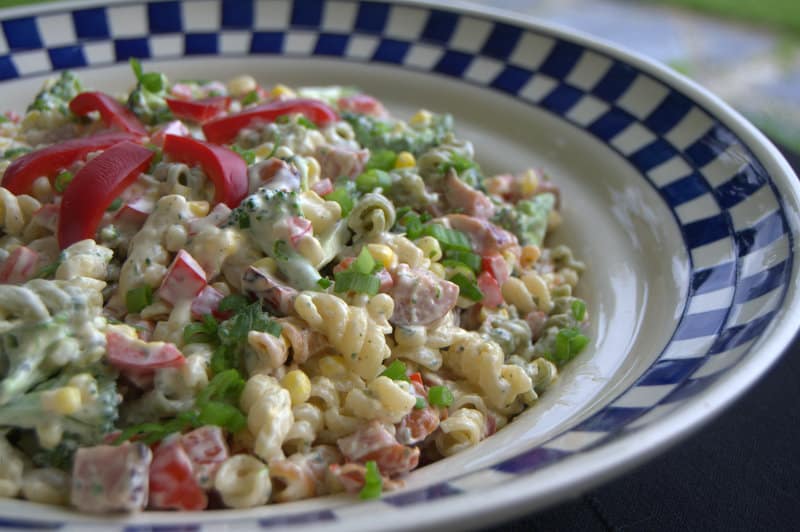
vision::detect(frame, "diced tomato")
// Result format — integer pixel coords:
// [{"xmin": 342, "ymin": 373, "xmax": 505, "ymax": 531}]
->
[
  {"xmin": 162, "ymin": 134, "xmax": 248, "ymax": 208},
  {"xmin": 169, "ymin": 83, "xmax": 195, "ymax": 100},
  {"xmin": 409, "ymin": 372, "xmax": 423, "ymax": 386},
  {"xmin": 0, "ymin": 246, "xmax": 39, "ymax": 284},
  {"xmin": 397, "ymin": 405, "xmax": 440, "ymax": 445},
  {"xmin": 57, "ymin": 141, "xmax": 154, "ymax": 249},
  {"xmin": 106, "ymin": 331, "xmax": 185, "ymax": 371},
  {"xmin": 310, "ymin": 178, "xmax": 333, "ymax": 196},
  {"xmin": 481, "ymin": 253, "xmax": 510, "ymax": 284},
  {"xmin": 114, "ymin": 197, "xmax": 154, "ymax": 228},
  {"xmin": 1, "ymin": 132, "xmax": 141, "ymax": 195},
  {"xmin": 337, "ymin": 94, "xmax": 388, "ymax": 118},
  {"xmin": 202, "ymin": 98, "xmax": 339, "ymax": 144},
  {"xmin": 3, "ymin": 111, "xmax": 20, "ymax": 123},
  {"xmin": 158, "ymin": 250, "xmax": 207, "ymax": 305},
  {"xmin": 149, "ymin": 436, "xmax": 208, "ymax": 511},
  {"xmin": 69, "ymin": 91, "xmax": 147, "ymax": 136},
  {"xmin": 360, "ymin": 443, "xmax": 420, "ymax": 476},
  {"xmin": 190, "ymin": 285, "xmax": 228, "ymax": 320},
  {"xmin": 150, "ymin": 120, "xmax": 190, "ymax": 147},
  {"xmin": 287, "ymin": 216, "xmax": 312, "ymax": 247},
  {"xmin": 477, "ymin": 271, "xmax": 503, "ymax": 308},
  {"xmin": 166, "ymin": 96, "xmax": 231, "ymax": 123},
  {"xmin": 180, "ymin": 426, "xmax": 229, "ymax": 489}
]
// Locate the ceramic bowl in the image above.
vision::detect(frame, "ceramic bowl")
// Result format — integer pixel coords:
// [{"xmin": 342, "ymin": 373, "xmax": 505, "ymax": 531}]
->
[{"xmin": 0, "ymin": 0, "xmax": 797, "ymax": 530}]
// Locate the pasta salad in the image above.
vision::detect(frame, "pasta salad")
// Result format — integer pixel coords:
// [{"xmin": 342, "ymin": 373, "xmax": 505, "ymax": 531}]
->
[{"xmin": 0, "ymin": 63, "xmax": 589, "ymax": 512}]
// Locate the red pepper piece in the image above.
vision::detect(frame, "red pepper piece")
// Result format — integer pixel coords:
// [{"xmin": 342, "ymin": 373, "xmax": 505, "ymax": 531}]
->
[
  {"xmin": 0, "ymin": 246, "xmax": 40, "ymax": 284},
  {"xmin": 162, "ymin": 134, "xmax": 248, "ymax": 207},
  {"xmin": 1, "ymin": 132, "xmax": 140, "ymax": 195},
  {"xmin": 158, "ymin": 249, "xmax": 207, "ymax": 305},
  {"xmin": 148, "ymin": 436, "xmax": 208, "ymax": 511},
  {"xmin": 57, "ymin": 141, "xmax": 154, "ymax": 249},
  {"xmin": 69, "ymin": 91, "xmax": 147, "ymax": 136},
  {"xmin": 106, "ymin": 331, "xmax": 185, "ymax": 371},
  {"xmin": 477, "ymin": 270, "xmax": 503, "ymax": 308},
  {"xmin": 481, "ymin": 253, "xmax": 510, "ymax": 285},
  {"xmin": 166, "ymin": 96, "xmax": 231, "ymax": 123},
  {"xmin": 202, "ymin": 98, "xmax": 339, "ymax": 144}
]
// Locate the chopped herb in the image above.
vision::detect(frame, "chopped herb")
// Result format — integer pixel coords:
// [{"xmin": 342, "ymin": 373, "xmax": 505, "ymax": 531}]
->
[
  {"xmin": 106, "ymin": 198, "xmax": 123, "ymax": 212},
  {"xmin": 125, "ymin": 285, "xmax": 153, "ymax": 313},
  {"xmin": 324, "ymin": 184, "xmax": 355, "ymax": 217},
  {"xmin": 218, "ymin": 294, "xmax": 249, "ymax": 313},
  {"xmin": 571, "ymin": 299, "xmax": 586, "ymax": 322},
  {"xmin": 423, "ymin": 224, "xmax": 471, "ymax": 252},
  {"xmin": 442, "ymin": 249, "xmax": 481, "ymax": 272},
  {"xmin": 427, "ymin": 385, "xmax": 454, "ymax": 407},
  {"xmin": 334, "ymin": 270, "xmax": 380, "ymax": 296},
  {"xmin": 296, "ymin": 116, "xmax": 318, "ymax": 129},
  {"xmin": 351, "ymin": 247, "xmax": 376, "ymax": 275},
  {"xmin": 317, "ymin": 277, "xmax": 332, "ymax": 289},
  {"xmin": 438, "ymin": 152, "xmax": 477, "ymax": 175},
  {"xmin": 272, "ymin": 239, "xmax": 291, "ymax": 261},
  {"xmin": 35, "ymin": 259, "xmax": 61, "ymax": 279},
  {"xmin": 449, "ymin": 273, "xmax": 483, "ymax": 302},
  {"xmin": 242, "ymin": 90, "xmax": 259, "ymax": 106},
  {"xmin": 3, "ymin": 147, "xmax": 31, "ymax": 160},
  {"xmin": 415, "ymin": 397, "xmax": 427, "ymax": 409},
  {"xmin": 54, "ymin": 171, "xmax": 73, "ymax": 193},
  {"xmin": 231, "ymin": 145, "xmax": 256, "ymax": 165},
  {"xmin": 381, "ymin": 360, "xmax": 409, "ymax": 381},
  {"xmin": 183, "ymin": 315, "xmax": 219, "ymax": 344},
  {"xmin": 547, "ymin": 327, "xmax": 590, "ymax": 366},
  {"xmin": 266, "ymin": 133, "xmax": 281, "ymax": 159},
  {"xmin": 359, "ymin": 460, "xmax": 383, "ymax": 500}
]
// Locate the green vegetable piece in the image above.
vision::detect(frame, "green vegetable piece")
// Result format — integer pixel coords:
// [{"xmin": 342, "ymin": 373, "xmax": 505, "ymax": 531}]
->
[
  {"xmin": 449, "ymin": 273, "xmax": 483, "ymax": 302},
  {"xmin": 359, "ymin": 460, "xmax": 383, "ymax": 500},
  {"xmin": 438, "ymin": 152, "xmax": 477, "ymax": 175},
  {"xmin": 231, "ymin": 145, "xmax": 256, "ymax": 165},
  {"xmin": 381, "ymin": 360, "xmax": 408, "ymax": 381},
  {"xmin": 106, "ymin": 198, "xmax": 123, "ymax": 212},
  {"xmin": 365, "ymin": 149, "xmax": 397, "ymax": 171},
  {"xmin": 548, "ymin": 327, "xmax": 589, "ymax": 366},
  {"xmin": 427, "ymin": 385, "xmax": 454, "ymax": 407},
  {"xmin": 197, "ymin": 401, "xmax": 247, "ymax": 432},
  {"xmin": 317, "ymin": 278, "xmax": 332, "ymax": 289},
  {"xmin": 242, "ymin": 90, "xmax": 259, "ymax": 106},
  {"xmin": 571, "ymin": 299, "xmax": 586, "ymax": 322},
  {"xmin": 324, "ymin": 185, "xmax": 355, "ymax": 217},
  {"xmin": 494, "ymin": 193, "xmax": 555, "ymax": 247},
  {"xmin": 415, "ymin": 397, "xmax": 427, "ymax": 409},
  {"xmin": 183, "ymin": 315, "xmax": 219, "ymax": 345},
  {"xmin": 443, "ymin": 249, "xmax": 481, "ymax": 272},
  {"xmin": 401, "ymin": 213, "xmax": 423, "ymax": 240},
  {"xmin": 351, "ymin": 247, "xmax": 376, "ymax": 275},
  {"xmin": 125, "ymin": 285, "xmax": 153, "ymax": 313},
  {"xmin": 334, "ymin": 270, "xmax": 380, "ymax": 296},
  {"xmin": 54, "ymin": 171, "xmax": 74, "ymax": 193},
  {"xmin": 423, "ymin": 224, "xmax": 471, "ymax": 252},
  {"xmin": 218, "ymin": 294, "xmax": 249, "ymax": 313},
  {"xmin": 3, "ymin": 147, "xmax": 31, "ymax": 160},
  {"xmin": 296, "ymin": 116, "xmax": 318, "ymax": 129},
  {"xmin": 355, "ymin": 169, "xmax": 391, "ymax": 193}
]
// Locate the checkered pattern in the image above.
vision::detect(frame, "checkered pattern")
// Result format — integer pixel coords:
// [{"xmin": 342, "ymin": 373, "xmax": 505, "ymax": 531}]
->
[{"xmin": 0, "ymin": 0, "xmax": 794, "ymax": 529}]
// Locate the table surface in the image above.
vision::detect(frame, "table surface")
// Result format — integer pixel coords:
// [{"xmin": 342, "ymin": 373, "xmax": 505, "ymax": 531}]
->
[{"xmin": 485, "ymin": 146, "xmax": 800, "ymax": 531}]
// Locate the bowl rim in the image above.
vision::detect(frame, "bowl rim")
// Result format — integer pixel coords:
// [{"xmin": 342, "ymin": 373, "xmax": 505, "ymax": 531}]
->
[{"xmin": 0, "ymin": 0, "xmax": 798, "ymax": 529}]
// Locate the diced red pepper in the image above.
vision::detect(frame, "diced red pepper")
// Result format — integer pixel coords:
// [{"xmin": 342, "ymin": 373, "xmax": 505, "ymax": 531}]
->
[
  {"xmin": 69, "ymin": 91, "xmax": 147, "ymax": 136},
  {"xmin": 202, "ymin": 98, "xmax": 339, "ymax": 144},
  {"xmin": 57, "ymin": 141, "xmax": 153, "ymax": 249},
  {"xmin": 1, "ymin": 132, "xmax": 141, "ymax": 195},
  {"xmin": 310, "ymin": 178, "xmax": 333, "ymax": 196},
  {"xmin": 190, "ymin": 284, "xmax": 228, "ymax": 320},
  {"xmin": 481, "ymin": 253, "xmax": 510, "ymax": 285},
  {"xmin": 106, "ymin": 331, "xmax": 185, "ymax": 371},
  {"xmin": 180, "ymin": 426, "xmax": 229, "ymax": 489},
  {"xmin": 149, "ymin": 436, "xmax": 208, "ymax": 511},
  {"xmin": 162, "ymin": 134, "xmax": 248, "ymax": 208},
  {"xmin": 0, "ymin": 246, "xmax": 39, "ymax": 284},
  {"xmin": 166, "ymin": 96, "xmax": 231, "ymax": 123},
  {"xmin": 150, "ymin": 119, "xmax": 190, "ymax": 147},
  {"xmin": 409, "ymin": 372, "xmax": 423, "ymax": 386},
  {"xmin": 477, "ymin": 271, "xmax": 503, "ymax": 308},
  {"xmin": 113, "ymin": 197, "xmax": 154, "ymax": 228},
  {"xmin": 158, "ymin": 250, "xmax": 207, "ymax": 305},
  {"xmin": 337, "ymin": 94, "xmax": 388, "ymax": 117},
  {"xmin": 287, "ymin": 216, "xmax": 312, "ymax": 247}
]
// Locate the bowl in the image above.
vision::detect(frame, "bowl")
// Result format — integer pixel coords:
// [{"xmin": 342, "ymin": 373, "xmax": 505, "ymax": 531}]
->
[{"xmin": 0, "ymin": 0, "xmax": 797, "ymax": 530}]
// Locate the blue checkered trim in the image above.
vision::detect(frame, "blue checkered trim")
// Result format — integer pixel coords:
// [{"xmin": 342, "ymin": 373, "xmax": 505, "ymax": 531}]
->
[{"xmin": 0, "ymin": 0, "xmax": 794, "ymax": 528}]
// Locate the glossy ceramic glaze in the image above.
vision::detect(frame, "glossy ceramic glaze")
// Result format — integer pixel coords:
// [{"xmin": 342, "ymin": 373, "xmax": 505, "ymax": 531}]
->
[{"xmin": 0, "ymin": 1, "xmax": 797, "ymax": 530}]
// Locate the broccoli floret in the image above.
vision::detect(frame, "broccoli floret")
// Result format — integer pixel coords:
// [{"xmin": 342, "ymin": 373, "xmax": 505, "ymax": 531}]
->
[
  {"xmin": 343, "ymin": 111, "xmax": 453, "ymax": 156},
  {"xmin": 493, "ymin": 192, "xmax": 556, "ymax": 247},
  {"xmin": 230, "ymin": 188, "xmax": 322, "ymax": 290},
  {"xmin": 27, "ymin": 70, "xmax": 83, "ymax": 114},
  {"xmin": 0, "ymin": 368, "xmax": 120, "ymax": 451},
  {"xmin": 126, "ymin": 58, "xmax": 171, "ymax": 125}
]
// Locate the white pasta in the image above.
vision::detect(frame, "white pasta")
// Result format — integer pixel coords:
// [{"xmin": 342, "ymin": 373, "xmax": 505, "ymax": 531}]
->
[
  {"xmin": 240, "ymin": 375, "xmax": 294, "ymax": 462},
  {"xmin": 21, "ymin": 468, "xmax": 70, "ymax": 505},
  {"xmin": 0, "ymin": 187, "xmax": 40, "ymax": 238},
  {"xmin": 214, "ymin": 455, "xmax": 271, "ymax": 508},
  {"xmin": 0, "ymin": 436, "xmax": 24, "ymax": 498},
  {"xmin": 435, "ymin": 408, "xmax": 486, "ymax": 457}
]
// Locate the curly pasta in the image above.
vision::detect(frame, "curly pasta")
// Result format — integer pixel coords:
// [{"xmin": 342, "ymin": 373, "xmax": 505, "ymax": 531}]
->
[
  {"xmin": 0, "ymin": 187, "xmax": 40, "ymax": 238},
  {"xmin": 435, "ymin": 407, "xmax": 487, "ymax": 457},
  {"xmin": 214, "ymin": 454, "xmax": 271, "ymax": 508},
  {"xmin": 347, "ymin": 193, "xmax": 395, "ymax": 238},
  {"xmin": 294, "ymin": 292, "xmax": 391, "ymax": 380},
  {"xmin": 240, "ymin": 375, "xmax": 294, "ymax": 462}
]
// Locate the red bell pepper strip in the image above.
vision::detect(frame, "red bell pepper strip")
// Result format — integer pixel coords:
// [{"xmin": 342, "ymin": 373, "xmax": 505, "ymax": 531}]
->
[
  {"xmin": 105, "ymin": 331, "xmax": 185, "ymax": 371},
  {"xmin": 69, "ymin": 91, "xmax": 148, "ymax": 136},
  {"xmin": 1, "ymin": 132, "xmax": 140, "ymax": 195},
  {"xmin": 57, "ymin": 141, "xmax": 154, "ymax": 249},
  {"xmin": 165, "ymin": 96, "xmax": 231, "ymax": 123},
  {"xmin": 202, "ymin": 98, "xmax": 339, "ymax": 144},
  {"xmin": 162, "ymin": 134, "xmax": 248, "ymax": 207}
]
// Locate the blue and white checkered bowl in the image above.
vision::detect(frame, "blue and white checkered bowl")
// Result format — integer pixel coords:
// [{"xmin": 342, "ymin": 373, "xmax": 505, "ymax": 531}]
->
[{"xmin": 0, "ymin": 0, "xmax": 798, "ymax": 530}]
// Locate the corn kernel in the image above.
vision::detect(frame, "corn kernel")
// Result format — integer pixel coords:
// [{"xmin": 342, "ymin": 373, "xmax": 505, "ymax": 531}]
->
[
  {"xmin": 254, "ymin": 143, "xmax": 275, "ymax": 159},
  {"xmin": 394, "ymin": 151, "xmax": 416, "ymax": 169},
  {"xmin": 366, "ymin": 244, "xmax": 396, "ymax": 270},
  {"xmin": 41, "ymin": 387, "xmax": 82, "ymax": 415},
  {"xmin": 270, "ymin": 84, "xmax": 296, "ymax": 99},
  {"xmin": 520, "ymin": 245, "xmax": 541, "ymax": 268},
  {"xmin": 282, "ymin": 370, "xmax": 312, "ymax": 405},
  {"xmin": 188, "ymin": 201, "xmax": 210, "ymax": 218},
  {"xmin": 518, "ymin": 169, "xmax": 539, "ymax": 197},
  {"xmin": 409, "ymin": 109, "xmax": 432, "ymax": 127},
  {"xmin": 319, "ymin": 355, "xmax": 347, "ymax": 378}
]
